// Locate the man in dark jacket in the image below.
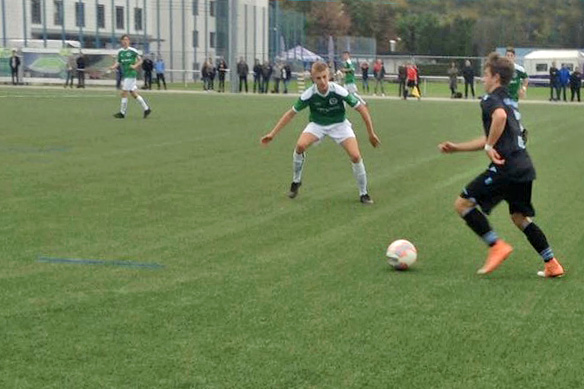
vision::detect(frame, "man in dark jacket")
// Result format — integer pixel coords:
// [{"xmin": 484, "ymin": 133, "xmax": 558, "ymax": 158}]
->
[
  {"xmin": 549, "ymin": 62, "xmax": 560, "ymax": 101},
  {"xmin": 397, "ymin": 64, "xmax": 406, "ymax": 97},
  {"xmin": 9, "ymin": 49, "xmax": 21, "ymax": 85},
  {"xmin": 570, "ymin": 67, "xmax": 582, "ymax": 102},
  {"xmin": 237, "ymin": 57, "xmax": 249, "ymax": 93},
  {"xmin": 283, "ymin": 63, "xmax": 292, "ymax": 94},
  {"xmin": 76, "ymin": 52, "xmax": 86, "ymax": 88},
  {"xmin": 462, "ymin": 60, "xmax": 475, "ymax": 99},
  {"xmin": 142, "ymin": 55, "xmax": 154, "ymax": 89},
  {"xmin": 253, "ymin": 59, "xmax": 262, "ymax": 93},
  {"xmin": 262, "ymin": 61, "xmax": 272, "ymax": 94}
]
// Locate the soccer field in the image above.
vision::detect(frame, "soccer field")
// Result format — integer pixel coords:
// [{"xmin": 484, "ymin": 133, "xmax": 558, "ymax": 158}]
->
[{"xmin": 1, "ymin": 87, "xmax": 584, "ymax": 388}]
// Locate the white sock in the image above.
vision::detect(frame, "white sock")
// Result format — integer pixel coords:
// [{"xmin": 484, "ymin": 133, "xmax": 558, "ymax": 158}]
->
[
  {"xmin": 292, "ymin": 151, "xmax": 305, "ymax": 183},
  {"xmin": 136, "ymin": 95, "xmax": 149, "ymax": 110},
  {"xmin": 352, "ymin": 159, "xmax": 368, "ymax": 196},
  {"xmin": 120, "ymin": 97, "xmax": 128, "ymax": 114}
]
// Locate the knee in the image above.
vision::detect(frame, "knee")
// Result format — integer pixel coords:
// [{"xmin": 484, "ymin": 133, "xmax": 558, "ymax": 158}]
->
[
  {"xmin": 511, "ymin": 213, "xmax": 531, "ymax": 229},
  {"xmin": 350, "ymin": 154, "xmax": 361, "ymax": 164},
  {"xmin": 454, "ymin": 197, "xmax": 474, "ymax": 215},
  {"xmin": 295, "ymin": 144, "xmax": 306, "ymax": 154}
]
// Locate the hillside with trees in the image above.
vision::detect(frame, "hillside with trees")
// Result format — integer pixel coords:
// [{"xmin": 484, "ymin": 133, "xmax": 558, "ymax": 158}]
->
[{"xmin": 280, "ymin": 0, "xmax": 584, "ymax": 55}]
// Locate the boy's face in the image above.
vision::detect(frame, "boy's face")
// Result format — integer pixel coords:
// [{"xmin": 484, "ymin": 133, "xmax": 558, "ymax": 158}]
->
[
  {"xmin": 343, "ymin": 53, "xmax": 349, "ymax": 61},
  {"xmin": 121, "ymin": 36, "xmax": 130, "ymax": 48},
  {"xmin": 482, "ymin": 67, "xmax": 500, "ymax": 93},
  {"xmin": 312, "ymin": 69, "xmax": 329, "ymax": 92},
  {"xmin": 505, "ymin": 51, "xmax": 515, "ymax": 62}
]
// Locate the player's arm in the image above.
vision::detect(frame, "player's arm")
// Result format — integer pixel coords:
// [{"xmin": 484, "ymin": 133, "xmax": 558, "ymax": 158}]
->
[
  {"xmin": 519, "ymin": 71, "xmax": 529, "ymax": 98},
  {"xmin": 355, "ymin": 104, "xmax": 380, "ymax": 147},
  {"xmin": 484, "ymin": 108, "xmax": 506, "ymax": 164},
  {"xmin": 109, "ymin": 60, "xmax": 119, "ymax": 71},
  {"xmin": 260, "ymin": 109, "xmax": 297, "ymax": 145},
  {"xmin": 132, "ymin": 56, "xmax": 143, "ymax": 70},
  {"xmin": 439, "ymin": 136, "xmax": 486, "ymax": 153}
]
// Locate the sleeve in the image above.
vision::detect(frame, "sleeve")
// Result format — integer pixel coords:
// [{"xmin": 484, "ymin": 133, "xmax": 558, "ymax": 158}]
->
[
  {"xmin": 344, "ymin": 93, "xmax": 361, "ymax": 108},
  {"xmin": 484, "ymin": 96, "xmax": 504, "ymax": 116},
  {"xmin": 518, "ymin": 68, "xmax": 528, "ymax": 80},
  {"xmin": 292, "ymin": 97, "xmax": 309, "ymax": 112}
]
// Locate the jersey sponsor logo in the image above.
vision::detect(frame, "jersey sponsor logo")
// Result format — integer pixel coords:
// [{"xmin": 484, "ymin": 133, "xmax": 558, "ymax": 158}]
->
[{"xmin": 329, "ymin": 97, "xmax": 338, "ymax": 105}]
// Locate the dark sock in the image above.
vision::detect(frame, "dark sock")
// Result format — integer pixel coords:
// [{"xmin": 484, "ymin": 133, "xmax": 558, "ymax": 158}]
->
[
  {"xmin": 523, "ymin": 223, "xmax": 554, "ymax": 262},
  {"xmin": 462, "ymin": 208, "xmax": 497, "ymax": 246}
]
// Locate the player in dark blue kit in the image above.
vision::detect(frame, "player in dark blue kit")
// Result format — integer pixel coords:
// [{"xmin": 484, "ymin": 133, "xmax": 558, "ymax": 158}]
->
[{"xmin": 438, "ymin": 52, "xmax": 564, "ymax": 277}]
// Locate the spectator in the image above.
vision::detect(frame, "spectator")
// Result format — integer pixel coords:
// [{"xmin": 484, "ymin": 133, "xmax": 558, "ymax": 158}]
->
[
  {"xmin": 559, "ymin": 64, "xmax": 571, "ymax": 102},
  {"xmin": 405, "ymin": 62, "xmax": 420, "ymax": 100},
  {"xmin": 272, "ymin": 62, "xmax": 283, "ymax": 93},
  {"xmin": 155, "ymin": 57, "xmax": 167, "ymax": 90},
  {"xmin": 373, "ymin": 59, "xmax": 386, "ymax": 96},
  {"xmin": 448, "ymin": 62, "xmax": 459, "ymax": 98},
  {"xmin": 283, "ymin": 62, "xmax": 292, "ymax": 94},
  {"xmin": 360, "ymin": 60, "xmax": 370, "ymax": 94},
  {"xmin": 237, "ymin": 57, "xmax": 249, "ymax": 93},
  {"xmin": 397, "ymin": 63, "xmax": 406, "ymax": 97},
  {"xmin": 253, "ymin": 59, "xmax": 262, "ymax": 93},
  {"xmin": 462, "ymin": 60, "xmax": 475, "ymax": 99},
  {"xmin": 207, "ymin": 58, "xmax": 216, "ymax": 91},
  {"xmin": 76, "ymin": 52, "xmax": 86, "ymax": 88},
  {"xmin": 549, "ymin": 61, "xmax": 560, "ymax": 101},
  {"xmin": 64, "ymin": 54, "xmax": 75, "ymax": 88},
  {"xmin": 9, "ymin": 49, "xmax": 20, "ymax": 85},
  {"xmin": 217, "ymin": 58, "xmax": 228, "ymax": 93},
  {"xmin": 570, "ymin": 67, "xmax": 582, "ymax": 102},
  {"xmin": 141, "ymin": 54, "xmax": 154, "ymax": 90},
  {"xmin": 262, "ymin": 61, "xmax": 272, "ymax": 93}
]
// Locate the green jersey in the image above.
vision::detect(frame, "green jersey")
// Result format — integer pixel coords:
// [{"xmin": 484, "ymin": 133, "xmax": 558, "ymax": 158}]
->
[
  {"xmin": 508, "ymin": 63, "xmax": 528, "ymax": 101},
  {"xmin": 343, "ymin": 59, "xmax": 356, "ymax": 84},
  {"xmin": 292, "ymin": 82, "xmax": 361, "ymax": 126},
  {"xmin": 117, "ymin": 47, "xmax": 140, "ymax": 79}
]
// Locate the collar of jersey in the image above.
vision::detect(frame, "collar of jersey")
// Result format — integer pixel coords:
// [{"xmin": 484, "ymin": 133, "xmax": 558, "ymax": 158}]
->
[{"xmin": 315, "ymin": 84, "xmax": 331, "ymax": 97}]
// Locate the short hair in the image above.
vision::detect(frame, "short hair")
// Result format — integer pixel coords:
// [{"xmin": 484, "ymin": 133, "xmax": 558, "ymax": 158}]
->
[
  {"xmin": 343, "ymin": 51, "xmax": 350, "ymax": 55},
  {"xmin": 484, "ymin": 52, "xmax": 513, "ymax": 86},
  {"xmin": 311, "ymin": 61, "xmax": 329, "ymax": 73},
  {"xmin": 120, "ymin": 34, "xmax": 130, "ymax": 40},
  {"xmin": 505, "ymin": 46, "xmax": 515, "ymax": 55}
]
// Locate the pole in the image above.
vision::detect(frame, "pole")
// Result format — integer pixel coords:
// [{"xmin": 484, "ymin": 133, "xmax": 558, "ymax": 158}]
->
[
  {"xmin": 229, "ymin": 0, "xmax": 237, "ymax": 92},
  {"xmin": 169, "ymin": 0, "xmax": 173, "ymax": 82},
  {"xmin": 143, "ymin": 0, "xmax": 147, "ymax": 53},
  {"xmin": 61, "ymin": 0, "xmax": 65, "ymax": 45},
  {"xmin": 42, "ymin": 0, "xmax": 47, "ymax": 47},
  {"xmin": 22, "ymin": 0, "xmax": 28, "ymax": 47},
  {"xmin": 95, "ymin": 0, "xmax": 100, "ymax": 47},
  {"xmin": 182, "ymin": 0, "xmax": 185, "ymax": 84},
  {"xmin": 111, "ymin": 0, "xmax": 115, "ymax": 46},
  {"xmin": 1, "ymin": 0, "xmax": 7, "ymax": 47},
  {"xmin": 157, "ymin": 0, "xmax": 160, "ymax": 54}
]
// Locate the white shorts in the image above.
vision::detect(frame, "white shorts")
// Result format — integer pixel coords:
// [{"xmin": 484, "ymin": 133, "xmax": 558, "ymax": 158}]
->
[
  {"xmin": 345, "ymin": 83, "xmax": 358, "ymax": 94},
  {"xmin": 122, "ymin": 78, "xmax": 138, "ymax": 91},
  {"xmin": 303, "ymin": 119, "xmax": 356, "ymax": 144}
]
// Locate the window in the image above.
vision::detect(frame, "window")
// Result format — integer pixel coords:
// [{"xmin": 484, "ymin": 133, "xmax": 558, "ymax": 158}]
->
[
  {"xmin": 561, "ymin": 63, "xmax": 574, "ymax": 71},
  {"xmin": 75, "ymin": 2, "xmax": 85, "ymax": 27},
  {"xmin": 192, "ymin": 0, "xmax": 198, "ymax": 15},
  {"xmin": 115, "ymin": 6, "xmax": 124, "ymax": 29},
  {"xmin": 54, "ymin": 0, "xmax": 63, "ymax": 26},
  {"xmin": 97, "ymin": 4, "xmax": 105, "ymax": 28},
  {"xmin": 134, "ymin": 8, "xmax": 143, "ymax": 31},
  {"xmin": 535, "ymin": 64, "xmax": 548, "ymax": 72},
  {"xmin": 31, "ymin": 0, "xmax": 42, "ymax": 24},
  {"xmin": 210, "ymin": 32, "xmax": 216, "ymax": 48},
  {"xmin": 209, "ymin": 1, "xmax": 215, "ymax": 17},
  {"xmin": 193, "ymin": 30, "xmax": 199, "ymax": 48}
]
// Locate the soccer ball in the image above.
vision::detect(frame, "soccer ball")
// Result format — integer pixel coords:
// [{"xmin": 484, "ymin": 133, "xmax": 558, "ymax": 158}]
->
[{"xmin": 386, "ymin": 239, "xmax": 417, "ymax": 270}]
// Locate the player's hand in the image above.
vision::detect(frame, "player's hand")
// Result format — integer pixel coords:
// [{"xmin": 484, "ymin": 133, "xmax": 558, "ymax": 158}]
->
[
  {"xmin": 438, "ymin": 142, "xmax": 457, "ymax": 153},
  {"xmin": 369, "ymin": 133, "xmax": 381, "ymax": 147},
  {"xmin": 260, "ymin": 133, "xmax": 274, "ymax": 146},
  {"xmin": 486, "ymin": 148, "xmax": 505, "ymax": 165}
]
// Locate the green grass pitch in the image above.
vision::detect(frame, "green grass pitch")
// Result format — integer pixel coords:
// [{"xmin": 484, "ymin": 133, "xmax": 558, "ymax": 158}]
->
[{"xmin": 1, "ymin": 87, "xmax": 584, "ymax": 388}]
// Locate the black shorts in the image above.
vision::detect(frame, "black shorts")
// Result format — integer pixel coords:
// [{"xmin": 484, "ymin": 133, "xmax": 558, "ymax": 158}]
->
[{"xmin": 461, "ymin": 169, "xmax": 535, "ymax": 216}]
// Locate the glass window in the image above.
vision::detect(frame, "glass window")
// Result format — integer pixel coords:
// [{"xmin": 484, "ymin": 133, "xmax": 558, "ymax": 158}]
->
[
  {"xmin": 116, "ymin": 6, "xmax": 124, "ymax": 29},
  {"xmin": 54, "ymin": 1, "xmax": 63, "ymax": 26},
  {"xmin": 97, "ymin": 4, "xmax": 105, "ymax": 28},
  {"xmin": 75, "ymin": 2, "xmax": 85, "ymax": 28},
  {"xmin": 31, "ymin": 0, "xmax": 42, "ymax": 24}
]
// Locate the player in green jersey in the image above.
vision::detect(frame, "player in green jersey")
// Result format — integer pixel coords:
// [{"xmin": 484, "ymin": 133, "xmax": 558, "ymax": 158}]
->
[
  {"xmin": 109, "ymin": 35, "xmax": 152, "ymax": 119},
  {"xmin": 341, "ymin": 51, "xmax": 366, "ymax": 104},
  {"xmin": 260, "ymin": 61, "xmax": 381, "ymax": 204},
  {"xmin": 505, "ymin": 47, "xmax": 528, "ymax": 102}
]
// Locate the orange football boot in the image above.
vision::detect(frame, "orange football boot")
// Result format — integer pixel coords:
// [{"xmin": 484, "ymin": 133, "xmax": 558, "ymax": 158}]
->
[
  {"xmin": 537, "ymin": 258, "xmax": 565, "ymax": 278},
  {"xmin": 477, "ymin": 240, "xmax": 513, "ymax": 274}
]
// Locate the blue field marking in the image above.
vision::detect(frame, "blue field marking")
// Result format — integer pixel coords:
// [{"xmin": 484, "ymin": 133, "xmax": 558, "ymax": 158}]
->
[{"xmin": 37, "ymin": 256, "xmax": 165, "ymax": 269}]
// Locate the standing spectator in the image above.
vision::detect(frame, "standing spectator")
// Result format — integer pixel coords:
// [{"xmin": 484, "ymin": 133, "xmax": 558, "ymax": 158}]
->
[
  {"xmin": 570, "ymin": 67, "xmax": 582, "ymax": 102},
  {"xmin": 462, "ymin": 60, "xmax": 475, "ymax": 99},
  {"xmin": 9, "ymin": 49, "xmax": 20, "ymax": 85},
  {"xmin": 283, "ymin": 62, "xmax": 292, "ymax": 94},
  {"xmin": 237, "ymin": 57, "xmax": 249, "ymax": 93},
  {"xmin": 253, "ymin": 59, "xmax": 262, "ymax": 93},
  {"xmin": 141, "ymin": 55, "xmax": 154, "ymax": 90},
  {"xmin": 155, "ymin": 57, "xmax": 167, "ymax": 90},
  {"xmin": 549, "ymin": 61, "xmax": 560, "ymax": 101},
  {"xmin": 64, "ymin": 54, "xmax": 75, "ymax": 88},
  {"xmin": 217, "ymin": 59, "xmax": 228, "ymax": 93},
  {"xmin": 373, "ymin": 59, "xmax": 386, "ymax": 96},
  {"xmin": 448, "ymin": 62, "xmax": 459, "ymax": 98},
  {"xmin": 272, "ymin": 62, "xmax": 283, "ymax": 93},
  {"xmin": 262, "ymin": 60, "xmax": 272, "ymax": 93},
  {"xmin": 360, "ymin": 60, "xmax": 370, "ymax": 94},
  {"xmin": 207, "ymin": 58, "xmax": 216, "ymax": 91},
  {"xmin": 404, "ymin": 62, "xmax": 419, "ymax": 100},
  {"xmin": 559, "ymin": 64, "xmax": 570, "ymax": 102},
  {"xmin": 397, "ymin": 63, "xmax": 406, "ymax": 97},
  {"xmin": 201, "ymin": 60, "xmax": 209, "ymax": 90},
  {"xmin": 76, "ymin": 51, "xmax": 86, "ymax": 88}
]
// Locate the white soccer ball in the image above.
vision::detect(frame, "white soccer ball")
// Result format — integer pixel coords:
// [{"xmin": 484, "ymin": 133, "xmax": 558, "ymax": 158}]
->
[{"xmin": 386, "ymin": 239, "xmax": 417, "ymax": 270}]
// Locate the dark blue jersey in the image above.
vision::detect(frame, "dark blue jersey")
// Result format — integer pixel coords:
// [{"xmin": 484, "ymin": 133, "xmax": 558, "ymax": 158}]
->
[{"xmin": 480, "ymin": 87, "xmax": 536, "ymax": 182}]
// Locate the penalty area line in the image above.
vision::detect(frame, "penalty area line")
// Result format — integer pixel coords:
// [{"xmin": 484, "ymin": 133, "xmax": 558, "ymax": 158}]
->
[{"xmin": 37, "ymin": 256, "xmax": 165, "ymax": 269}]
